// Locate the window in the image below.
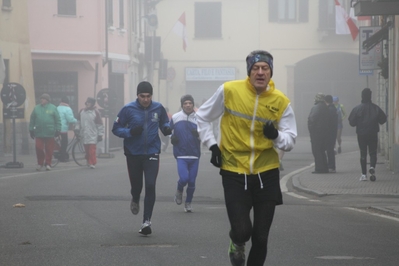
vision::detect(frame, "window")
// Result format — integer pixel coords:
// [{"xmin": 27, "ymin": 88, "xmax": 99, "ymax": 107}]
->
[
  {"xmin": 119, "ymin": 0, "xmax": 124, "ymax": 28},
  {"xmin": 269, "ymin": 0, "xmax": 308, "ymax": 23},
  {"xmin": 195, "ymin": 2, "xmax": 222, "ymax": 39},
  {"xmin": 318, "ymin": 0, "xmax": 352, "ymax": 31},
  {"xmin": 2, "ymin": 0, "xmax": 11, "ymax": 8},
  {"xmin": 107, "ymin": 0, "xmax": 114, "ymax": 27},
  {"xmin": 130, "ymin": 0, "xmax": 137, "ymax": 34},
  {"xmin": 57, "ymin": 0, "xmax": 76, "ymax": 16}
]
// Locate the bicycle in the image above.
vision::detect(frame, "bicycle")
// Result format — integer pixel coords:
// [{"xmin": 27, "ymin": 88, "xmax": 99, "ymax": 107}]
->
[{"xmin": 52, "ymin": 133, "xmax": 87, "ymax": 167}]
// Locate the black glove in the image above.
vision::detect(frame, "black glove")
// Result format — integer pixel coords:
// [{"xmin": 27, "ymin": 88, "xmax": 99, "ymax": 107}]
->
[
  {"xmin": 29, "ymin": 130, "xmax": 35, "ymax": 139},
  {"xmin": 263, "ymin": 121, "xmax": 279, "ymax": 140},
  {"xmin": 97, "ymin": 135, "xmax": 103, "ymax": 142},
  {"xmin": 209, "ymin": 144, "xmax": 222, "ymax": 168},
  {"xmin": 171, "ymin": 135, "xmax": 179, "ymax": 145},
  {"xmin": 191, "ymin": 128, "xmax": 199, "ymax": 138},
  {"xmin": 163, "ymin": 126, "xmax": 172, "ymax": 136},
  {"xmin": 130, "ymin": 126, "xmax": 143, "ymax": 136},
  {"xmin": 54, "ymin": 131, "xmax": 60, "ymax": 137}
]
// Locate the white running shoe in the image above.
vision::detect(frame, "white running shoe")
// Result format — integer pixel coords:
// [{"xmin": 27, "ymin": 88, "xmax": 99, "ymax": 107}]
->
[
  {"xmin": 89, "ymin": 165, "xmax": 95, "ymax": 169},
  {"xmin": 139, "ymin": 220, "xmax": 152, "ymax": 235},
  {"xmin": 36, "ymin": 164, "xmax": 43, "ymax": 171},
  {"xmin": 174, "ymin": 190, "xmax": 183, "ymax": 205},
  {"xmin": 46, "ymin": 165, "xmax": 51, "ymax": 171},
  {"xmin": 184, "ymin": 202, "xmax": 192, "ymax": 212},
  {"xmin": 359, "ymin": 174, "xmax": 367, "ymax": 181}
]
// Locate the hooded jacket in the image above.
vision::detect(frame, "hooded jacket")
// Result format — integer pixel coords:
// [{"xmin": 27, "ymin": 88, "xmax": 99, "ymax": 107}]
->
[{"xmin": 348, "ymin": 101, "xmax": 386, "ymax": 135}]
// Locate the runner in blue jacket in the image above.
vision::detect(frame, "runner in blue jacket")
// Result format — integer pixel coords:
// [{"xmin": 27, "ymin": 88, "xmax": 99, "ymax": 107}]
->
[
  {"xmin": 112, "ymin": 81, "xmax": 171, "ymax": 235},
  {"xmin": 170, "ymin": 95, "xmax": 201, "ymax": 212}
]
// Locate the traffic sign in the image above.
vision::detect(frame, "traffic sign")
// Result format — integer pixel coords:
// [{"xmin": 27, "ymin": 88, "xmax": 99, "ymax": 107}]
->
[{"xmin": 1, "ymin": 82, "xmax": 26, "ymax": 108}]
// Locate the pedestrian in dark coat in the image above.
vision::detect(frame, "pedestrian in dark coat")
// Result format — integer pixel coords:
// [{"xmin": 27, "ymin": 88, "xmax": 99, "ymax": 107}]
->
[
  {"xmin": 348, "ymin": 88, "xmax": 387, "ymax": 181},
  {"xmin": 325, "ymin": 95, "xmax": 338, "ymax": 173},
  {"xmin": 308, "ymin": 93, "xmax": 330, "ymax": 173}
]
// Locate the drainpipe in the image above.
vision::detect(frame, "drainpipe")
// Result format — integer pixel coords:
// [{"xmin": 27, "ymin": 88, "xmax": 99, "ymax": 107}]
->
[{"xmin": 387, "ymin": 16, "xmax": 395, "ymax": 172}]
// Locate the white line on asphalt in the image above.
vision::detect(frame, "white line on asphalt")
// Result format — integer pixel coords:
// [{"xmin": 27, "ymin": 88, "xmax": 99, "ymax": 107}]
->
[
  {"xmin": 280, "ymin": 164, "xmax": 313, "ymax": 192},
  {"xmin": 0, "ymin": 167, "xmax": 81, "ymax": 180},
  {"xmin": 345, "ymin": 207, "xmax": 399, "ymax": 222}
]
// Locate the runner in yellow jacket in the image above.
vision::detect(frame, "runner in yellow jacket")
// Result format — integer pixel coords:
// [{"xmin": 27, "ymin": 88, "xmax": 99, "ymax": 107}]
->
[{"xmin": 197, "ymin": 50, "xmax": 297, "ymax": 266}]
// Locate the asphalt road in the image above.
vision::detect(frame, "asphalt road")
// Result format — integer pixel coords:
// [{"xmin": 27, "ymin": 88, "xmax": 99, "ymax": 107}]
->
[{"xmin": 1, "ymin": 136, "xmax": 398, "ymax": 265}]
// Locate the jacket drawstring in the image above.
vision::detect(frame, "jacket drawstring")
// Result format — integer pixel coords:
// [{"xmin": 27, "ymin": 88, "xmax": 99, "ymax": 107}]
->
[
  {"xmin": 244, "ymin": 173, "xmax": 248, "ymax": 190},
  {"xmin": 257, "ymin": 173, "xmax": 264, "ymax": 189}
]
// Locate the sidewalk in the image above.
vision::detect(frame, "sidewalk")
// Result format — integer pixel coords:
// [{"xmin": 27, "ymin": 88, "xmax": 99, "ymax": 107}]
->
[{"xmin": 291, "ymin": 150, "xmax": 399, "ymax": 216}]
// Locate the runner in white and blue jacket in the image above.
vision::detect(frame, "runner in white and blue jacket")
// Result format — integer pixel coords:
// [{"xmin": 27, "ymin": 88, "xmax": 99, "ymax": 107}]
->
[
  {"xmin": 112, "ymin": 81, "xmax": 172, "ymax": 236},
  {"xmin": 170, "ymin": 95, "xmax": 201, "ymax": 212}
]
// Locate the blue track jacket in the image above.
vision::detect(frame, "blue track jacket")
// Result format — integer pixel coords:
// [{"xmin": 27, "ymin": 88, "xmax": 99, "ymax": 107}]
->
[
  {"xmin": 112, "ymin": 99, "xmax": 170, "ymax": 155},
  {"xmin": 170, "ymin": 110, "xmax": 201, "ymax": 159}
]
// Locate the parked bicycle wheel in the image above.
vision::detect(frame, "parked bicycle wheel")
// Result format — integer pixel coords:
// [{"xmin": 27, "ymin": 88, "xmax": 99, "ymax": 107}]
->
[
  {"xmin": 52, "ymin": 137, "xmax": 61, "ymax": 167},
  {"xmin": 72, "ymin": 139, "xmax": 86, "ymax": 166}
]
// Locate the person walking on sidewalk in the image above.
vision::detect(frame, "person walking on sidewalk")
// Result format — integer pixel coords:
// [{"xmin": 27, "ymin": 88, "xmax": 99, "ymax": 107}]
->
[
  {"xmin": 170, "ymin": 95, "xmax": 201, "ymax": 213},
  {"xmin": 348, "ymin": 88, "xmax": 387, "ymax": 181},
  {"xmin": 29, "ymin": 93, "xmax": 61, "ymax": 171},
  {"xmin": 112, "ymin": 81, "xmax": 172, "ymax": 236},
  {"xmin": 57, "ymin": 96, "xmax": 77, "ymax": 162},
  {"xmin": 196, "ymin": 50, "xmax": 297, "ymax": 266},
  {"xmin": 308, "ymin": 93, "xmax": 330, "ymax": 173},
  {"xmin": 333, "ymin": 96, "xmax": 346, "ymax": 153},
  {"xmin": 75, "ymin": 97, "xmax": 104, "ymax": 169},
  {"xmin": 325, "ymin": 95, "xmax": 338, "ymax": 173}
]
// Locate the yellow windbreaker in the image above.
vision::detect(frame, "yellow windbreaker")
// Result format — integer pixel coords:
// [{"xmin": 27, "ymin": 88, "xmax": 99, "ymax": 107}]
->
[{"xmin": 219, "ymin": 78, "xmax": 290, "ymax": 174}]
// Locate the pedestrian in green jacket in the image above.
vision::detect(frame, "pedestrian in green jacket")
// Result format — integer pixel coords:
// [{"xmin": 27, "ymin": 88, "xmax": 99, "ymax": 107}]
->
[{"xmin": 29, "ymin": 93, "xmax": 61, "ymax": 171}]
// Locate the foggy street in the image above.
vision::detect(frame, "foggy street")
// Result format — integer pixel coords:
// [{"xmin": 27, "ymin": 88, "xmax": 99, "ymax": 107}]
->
[{"xmin": 1, "ymin": 136, "xmax": 399, "ymax": 266}]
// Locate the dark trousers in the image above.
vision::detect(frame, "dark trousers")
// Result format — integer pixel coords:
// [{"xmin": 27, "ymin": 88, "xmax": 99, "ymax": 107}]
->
[
  {"xmin": 60, "ymin": 133, "xmax": 69, "ymax": 161},
  {"xmin": 326, "ymin": 134, "xmax": 336, "ymax": 170},
  {"xmin": 357, "ymin": 134, "xmax": 378, "ymax": 175},
  {"xmin": 126, "ymin": 154, "xmax": 159, "ymax": 223},
  {"xmin": 310, "ymin": 135, "xmax": 328, "ymax": 172},
  {"xmin": 222, "ymin": 169, "xmax": 281, "ymax": 265}
]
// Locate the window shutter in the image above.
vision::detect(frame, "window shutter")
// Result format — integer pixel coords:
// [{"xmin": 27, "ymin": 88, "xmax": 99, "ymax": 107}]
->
[
  {"xmin": 298, "ymin": 0, "xmax": 308, "ymax": 22},
  {"xmin": 269, "ymin": 0, "xmax": 278, "ymax": 22},
  {"xmin": 318, "ymin": 0, "xmax": 328, "ymax": 29}
]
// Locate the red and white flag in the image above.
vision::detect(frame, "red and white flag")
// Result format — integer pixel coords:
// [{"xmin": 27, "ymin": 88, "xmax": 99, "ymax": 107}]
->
[
  {"xmin": 173, "ymin": 12, "xmax": 188, "ymax": 52},
  {"xmin": 335, "ymin": 0, "xmax": 358, "ymax": 40}
]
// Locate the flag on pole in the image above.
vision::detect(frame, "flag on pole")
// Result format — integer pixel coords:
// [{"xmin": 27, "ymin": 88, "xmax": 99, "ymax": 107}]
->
[
  {"xmin": 173, "ymin": 12, "xmax": 188, "ymax": 52},
  {"xmin": 335, "ymin": 0, "xmax": 358, "ymax": 41}
]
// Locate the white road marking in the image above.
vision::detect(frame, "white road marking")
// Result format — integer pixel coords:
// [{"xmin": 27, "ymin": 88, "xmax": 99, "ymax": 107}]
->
[
  {"xmin": 316, "ymin": 256, "xmax": 374, "ymax": 260},
  {"xmin": 345, "ymin": 207, "xmax": 399, "ymax": 222}
]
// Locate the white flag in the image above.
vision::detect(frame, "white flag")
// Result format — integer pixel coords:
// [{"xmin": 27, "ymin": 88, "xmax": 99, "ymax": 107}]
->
[{"xmin": 173, "ymin": 12, "xmax": 188, "ymax": 52}]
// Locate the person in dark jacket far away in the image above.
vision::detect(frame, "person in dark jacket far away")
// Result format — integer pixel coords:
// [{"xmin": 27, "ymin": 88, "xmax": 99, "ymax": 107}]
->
[
  {"xmin": 348, "ymin": 88, "xmax": 387, "ymax": 181},
  {"xmin": 325, "ymin": 95, "xmax": 338, "ymax": 173},
  {"xmin": 29, "ymin": 93, "xmax": 61, "ymax": 171},
  {"xmin": 170, "ymin": 94, "xmax": 201, "ymax": 213},
  {"xmin": 112, "ymin": 81, "xmax": 172, "ymax": 236},
  {"xmin": 308, "ymin": 93, "xmax": 330, "ymax": 173}
]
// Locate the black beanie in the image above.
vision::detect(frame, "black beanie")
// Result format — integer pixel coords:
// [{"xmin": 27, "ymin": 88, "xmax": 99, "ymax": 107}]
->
[
  {"xmin": 361, "ymin": 88, "xmax": 372, "ymax": 103},
  {"xmin": 137, "ymin": 81, "xmax": 153, "ymax": 95},
  {"xmin": 180, "ymin": 94, "xmax": 194, "ymax": 107}
]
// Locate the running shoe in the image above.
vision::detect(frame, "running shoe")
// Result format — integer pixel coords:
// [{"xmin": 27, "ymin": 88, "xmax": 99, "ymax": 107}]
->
[
  {"xmin": 359, "ymin": 174, "xmax": 367, "ymax": 181},
  {"xmin": 130, "ymin": 199, "xmax": 139, "ymax": 215},
  {"xmin": 184, "ymin": 202, "xmax": 192, "ymax": 212},
  {"xmin": 174, "ymin": 190, "xmax": 183, "ymax": 205},
  {"xmin": 89, "ymin": 165, "xmax": 95, "ymax": 169},
  {"xmin": 139, "ymin": 220, "xmax": 152, "ymax": 235},
  {"xmin": 46, "ymin": 165, "xmax": 51, "ymax": 171},
  {"xmin": 228, "ymin": 240, "xmax": 245, "ymax": 266},
  {"xmin": 369, "ymin": 167, "xmax": 375, "ymax": 175},
  {"xmin": 36, "ymin": 164, "xmax": 43, "ymax": 171}
]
